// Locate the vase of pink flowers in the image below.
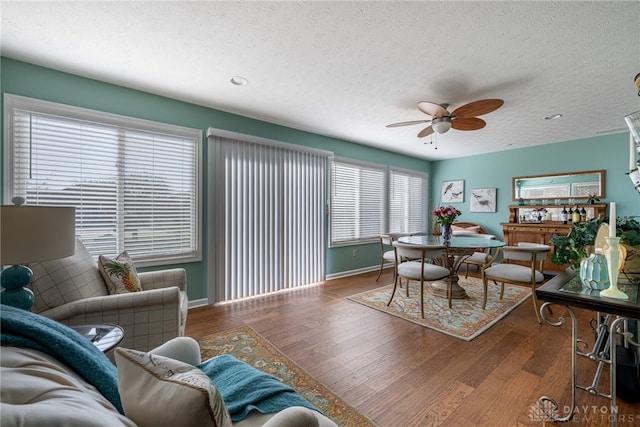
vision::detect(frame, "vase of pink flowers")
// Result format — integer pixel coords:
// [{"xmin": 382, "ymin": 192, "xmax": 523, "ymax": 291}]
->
[{"xmin": 433, "ymin": 205, "xmax": 462, "ymax": 243}]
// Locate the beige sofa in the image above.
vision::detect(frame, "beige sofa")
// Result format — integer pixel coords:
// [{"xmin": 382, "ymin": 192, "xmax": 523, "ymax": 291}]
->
[
  {"xmin": 1, "ymin": 335, "xmax": 336, "ymax": 427},
  {"xmin": 28, "ymin": 239, "xmax": 188, "ymax": 352}
]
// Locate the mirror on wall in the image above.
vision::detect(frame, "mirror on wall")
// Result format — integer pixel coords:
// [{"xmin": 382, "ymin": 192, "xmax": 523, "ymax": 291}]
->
[{"xmin": 512, "ymin": 170, "xmax": 605, "ymax": 201}]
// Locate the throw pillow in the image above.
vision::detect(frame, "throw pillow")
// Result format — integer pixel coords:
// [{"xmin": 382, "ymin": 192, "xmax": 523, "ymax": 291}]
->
[
  {"xmin": 451, "ymin": 224, "xmax": 482, "ymax": 233},
  {"xmin": 98, "ymin": 252, "xmax": 141, "ymax": 294},
  {"xmin": 114, "ymin": 347, "xmax": 232, "ymax": 427}
]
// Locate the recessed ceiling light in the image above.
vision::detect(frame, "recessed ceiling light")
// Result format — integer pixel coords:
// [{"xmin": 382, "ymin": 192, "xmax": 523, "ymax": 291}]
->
[
  {"xmin": 544, "ymin": 114, "xmax": 563, "ymax": 120},
  {"xmin": 229, "ymin": 76, "xmax": 248, "ymax": 86}
]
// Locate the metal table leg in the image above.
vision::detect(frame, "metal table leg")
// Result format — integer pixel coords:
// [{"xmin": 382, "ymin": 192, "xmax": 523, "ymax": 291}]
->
[
  {"xmin": 537, "ymin": 302, "xmax": 579, "ymax": 423},
  {"xmin": 609, "ymin": 317, "xmax": 640, "ymax": 426},
  {"xmin": 537, "ymin": 302, "xmax": 639, "ymax": 426}
]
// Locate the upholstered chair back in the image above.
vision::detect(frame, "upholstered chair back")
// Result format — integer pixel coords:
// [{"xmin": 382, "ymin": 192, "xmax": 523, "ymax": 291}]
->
[{"xmin": 29, "ymin": 239, "xmax": 109, "ymax": 313}]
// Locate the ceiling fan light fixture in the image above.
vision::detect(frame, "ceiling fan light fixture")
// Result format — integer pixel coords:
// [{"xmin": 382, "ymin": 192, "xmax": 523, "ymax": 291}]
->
[
  {"xmin": 432, "ymin": 117, "xmax": 452, "ymax": 134},
  {"xmin": 387, "ymin": 98, "xmax": 503, "ymax": 137}
]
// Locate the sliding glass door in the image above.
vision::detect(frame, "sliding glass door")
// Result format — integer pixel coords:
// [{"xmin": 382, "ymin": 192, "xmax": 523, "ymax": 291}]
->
[{"xmin": 208, "ymin": 130, "xmax": 330, "ymax": 302}]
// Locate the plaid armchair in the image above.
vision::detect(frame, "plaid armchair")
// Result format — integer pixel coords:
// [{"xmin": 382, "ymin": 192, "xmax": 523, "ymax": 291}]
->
[{"xmin": 28, "ymin": 239, "xmax": 188, "ymax": 352}]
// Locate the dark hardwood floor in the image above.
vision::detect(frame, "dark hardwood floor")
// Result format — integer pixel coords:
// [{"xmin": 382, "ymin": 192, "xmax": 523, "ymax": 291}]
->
[{"xmin": 186, "ymin": 269, "xmax": 640, "ymax": 426}]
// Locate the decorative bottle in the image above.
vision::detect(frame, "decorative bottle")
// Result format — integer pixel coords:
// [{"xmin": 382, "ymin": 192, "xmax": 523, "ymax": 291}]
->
[
  {"xmin": 572, "ymin": 206, "xmax": 581, "ymax": 223},
  {"xmin": 561, "ymin": 206, "xmax": 568, "ymax": 224},
  {"xmin": 580, "ymin": 207, "xmax": 587, "ymax": 223}
]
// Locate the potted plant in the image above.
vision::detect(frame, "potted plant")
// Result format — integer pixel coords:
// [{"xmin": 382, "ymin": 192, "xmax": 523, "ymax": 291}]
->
[
  {"xmin": 551, "ymin": 216, "xmax": 640, "ymax": 284},
  {"xmin": 587, "ymin": 194, "xmax": 600, "ymax": 205}
]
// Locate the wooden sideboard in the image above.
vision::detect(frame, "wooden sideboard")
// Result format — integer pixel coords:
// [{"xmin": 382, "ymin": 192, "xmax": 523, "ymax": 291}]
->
[{"xmin": 501, "ymin": 203, "xmax": 607, "ymax": 273}]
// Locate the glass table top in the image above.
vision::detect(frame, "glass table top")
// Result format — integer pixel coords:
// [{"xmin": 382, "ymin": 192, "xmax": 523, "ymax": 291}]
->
[
  {"xmin": 398, "ymin": 235, "xmax": 506, "ymax": 249},
  {"xmin": 559, "ymin": 275, "xmax": 639, "ymax": 304}
]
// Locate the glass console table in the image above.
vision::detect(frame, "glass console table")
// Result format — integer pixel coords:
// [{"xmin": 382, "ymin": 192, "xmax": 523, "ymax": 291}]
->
[{"xmin": 535, "ymin": 268, "xmax": 640, "ymax": 426}]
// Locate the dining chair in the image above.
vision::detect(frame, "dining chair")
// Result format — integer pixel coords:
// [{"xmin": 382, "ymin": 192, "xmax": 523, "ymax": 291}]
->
[
  {"xmin": 480, "ymin": 242, "xmax": 551, "ymax": 323},
  {"xmin": 388, "ymin": 242, "xmax": 452, "ymax": 318},
  {"xmin": 457, "ymin": 233, "xmax": 497, "ymax": 278},
  {"xmin": 376, "ymin": 234, "xmax": 396, "ymax": 281},
  {"xmin": 376, "ymin": 233, "xmax": 414, "ymax": 282}
]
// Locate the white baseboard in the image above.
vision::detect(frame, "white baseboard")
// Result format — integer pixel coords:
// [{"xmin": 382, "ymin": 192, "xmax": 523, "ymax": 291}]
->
[
  {"xmin": 326, "ymin": 263, "xmax": 392, "ymax": 280},
  {"xmin": 188, "ymin": 298, "xmax": 209, "ymax": 309},
  {"xmin": 188, "ymin": 264, "xmax": 393, "ymax": 308}
]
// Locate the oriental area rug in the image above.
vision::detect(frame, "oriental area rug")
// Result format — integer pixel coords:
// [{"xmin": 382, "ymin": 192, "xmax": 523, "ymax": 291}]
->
[
  {"xmin": 198, "ymin": 326, "xmax": 376, "ymax": 427},
  {"xmin": 347, "ymin": 276, "xmax": 531, "ymax": 341}
]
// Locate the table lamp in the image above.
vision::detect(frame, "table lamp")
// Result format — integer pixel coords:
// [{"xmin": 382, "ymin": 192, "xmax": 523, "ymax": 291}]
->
[{"xmin": 1, "ymin": 200, "xmax": 76, "ymax": 310}]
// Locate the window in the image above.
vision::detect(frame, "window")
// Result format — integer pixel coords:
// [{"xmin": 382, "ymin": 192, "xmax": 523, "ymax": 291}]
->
[
  {"xmin": 330, "ymin": 158, "xmax": 427, "ymax": 246},
  {"xmin": 389, "ymin": 168, "xmax": 427, "ymax": 234},
  {"xmin": 330, "ymin": 159, "xmax": 386, "ymax": 245},
  {"xmin": 4, "ymin": 94, "xmax": 201, "ymax": 266}
]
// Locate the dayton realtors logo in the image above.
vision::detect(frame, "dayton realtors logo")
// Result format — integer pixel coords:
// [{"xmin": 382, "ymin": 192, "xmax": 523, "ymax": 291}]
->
[
  {"xmin": 528, "ymin": 403, "xmax": 639, "ymax": 425},
  {"xmin": 527, "ymin": 402, "xmax": 557, "ymax": 424}
]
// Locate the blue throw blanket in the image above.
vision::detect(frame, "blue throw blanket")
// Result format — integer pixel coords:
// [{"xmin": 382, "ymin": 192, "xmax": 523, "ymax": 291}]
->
[
  {"xmin": 1, "ymin": 304, "xmax": 318, "ymax": 422},
  {"xmin": 198, "ymin": 354, "xmax": 318, "ymax": 422},
  {"xmin": 0, "ymin": 304, "xmax": 123, "ymax": 413}
]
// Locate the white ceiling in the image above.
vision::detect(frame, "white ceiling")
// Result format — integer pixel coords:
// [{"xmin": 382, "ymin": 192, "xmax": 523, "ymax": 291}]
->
[{"xmin": 2, "ymin": 1, "xmax": 639, "ymax": 161}]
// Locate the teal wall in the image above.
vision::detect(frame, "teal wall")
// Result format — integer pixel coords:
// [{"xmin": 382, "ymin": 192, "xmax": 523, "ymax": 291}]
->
[
  {"xmin": 0, "ymin": 57, "xmax": 431, "ymax": 300},
  {"xmin": 430, "ymin": 135, "xmax": 640, "ymax": 238}
]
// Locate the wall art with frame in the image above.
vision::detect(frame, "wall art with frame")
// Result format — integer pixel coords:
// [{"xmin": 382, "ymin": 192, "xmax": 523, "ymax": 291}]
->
[
  {"xmin": 441, "ymin": 180, "xmax": 464, "ymax": 203},
  {"xmin": 470, "ymin": 188, "xmax": 497, "ymax": 212}
]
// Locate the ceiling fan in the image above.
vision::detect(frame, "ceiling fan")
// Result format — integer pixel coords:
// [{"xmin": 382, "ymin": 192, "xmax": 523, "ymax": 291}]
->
[{"xmin": 386, "ymin": 99, "xmax": 504, "ymax": 138}]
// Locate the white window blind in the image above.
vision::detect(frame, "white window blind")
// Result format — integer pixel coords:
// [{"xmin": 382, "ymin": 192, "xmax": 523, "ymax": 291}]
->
[
  {"xmin": 4, "ymin": 94, "xmax": 201, "ymax": 266},
  {"xmin": 208, "ymin": 131, "xmax": 329, "ymax": 302},
  {"xmin": 330, "ymin": 159, "xmax": 386, "ymax": 245},
  {"xmin": 389, "ymin": 168, "xmax": 427, "ymax": 234},
  {"xmin": 330, "ymin": 159, "xmax": 428, "ymax": 245}
]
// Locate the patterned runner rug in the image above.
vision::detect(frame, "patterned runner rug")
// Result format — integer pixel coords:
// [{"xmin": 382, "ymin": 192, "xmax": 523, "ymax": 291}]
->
[
  {"xmin": 347, "ymin": 276, "xmax": 531, "ymax": 341},
  {"xmin": 199, "ymin": 325, "xmax": 376, "ymax": 427}
]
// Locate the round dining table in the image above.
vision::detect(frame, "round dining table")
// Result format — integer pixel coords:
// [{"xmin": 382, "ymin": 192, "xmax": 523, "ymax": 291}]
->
[{"xmin": 398, "ymin": 234, "xmax": 506, "ymax": 299}]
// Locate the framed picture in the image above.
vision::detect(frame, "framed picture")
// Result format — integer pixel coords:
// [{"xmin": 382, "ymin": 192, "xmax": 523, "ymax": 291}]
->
[
  {"xmin": 441, "ymin": 180, "xmax": 464, "ymax": 203},
  {"xmin": 470, "ymin": 188, "xmax": 497, "ymax": 212}
]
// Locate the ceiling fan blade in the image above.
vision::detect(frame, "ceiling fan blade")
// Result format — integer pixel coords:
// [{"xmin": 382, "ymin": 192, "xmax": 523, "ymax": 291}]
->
[
  {"xmin": 417, "ymin": 125, "xmax": 435, "ymax": 138},
  {"xmin": 452, "ymin": 99, "xmax": 504, "ymax": 118},
  {"xmin": 417, "ymin": 101, "xmax": 448, "ymax": 117},
  {"xmin": 386, "ymin": 119, "xmax": 430, "ymax": 128},
  {"xmin": 451, "ymin": 117, "xmax": 486, "ymax": 131}
]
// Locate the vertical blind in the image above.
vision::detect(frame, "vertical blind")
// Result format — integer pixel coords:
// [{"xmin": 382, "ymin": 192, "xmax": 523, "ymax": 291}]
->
[
  {"xmin": 208, "ymin": 132, "xmax": 328, "ymax": 302},
  {"xmin": 4, "ymin": 94, "xmax": 200, "ymax": 265}
]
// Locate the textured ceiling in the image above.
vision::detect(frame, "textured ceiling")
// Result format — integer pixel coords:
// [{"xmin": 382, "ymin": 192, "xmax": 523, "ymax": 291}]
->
[{"xmin": 1, "ymin": 1, "xmax": 639, "ymax": 160}]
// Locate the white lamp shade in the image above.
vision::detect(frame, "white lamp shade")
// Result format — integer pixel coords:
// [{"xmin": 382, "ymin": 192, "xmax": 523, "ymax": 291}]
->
[{"xmin": 1, "ymin": 206, "xmax": 76, "ymax": 265}]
